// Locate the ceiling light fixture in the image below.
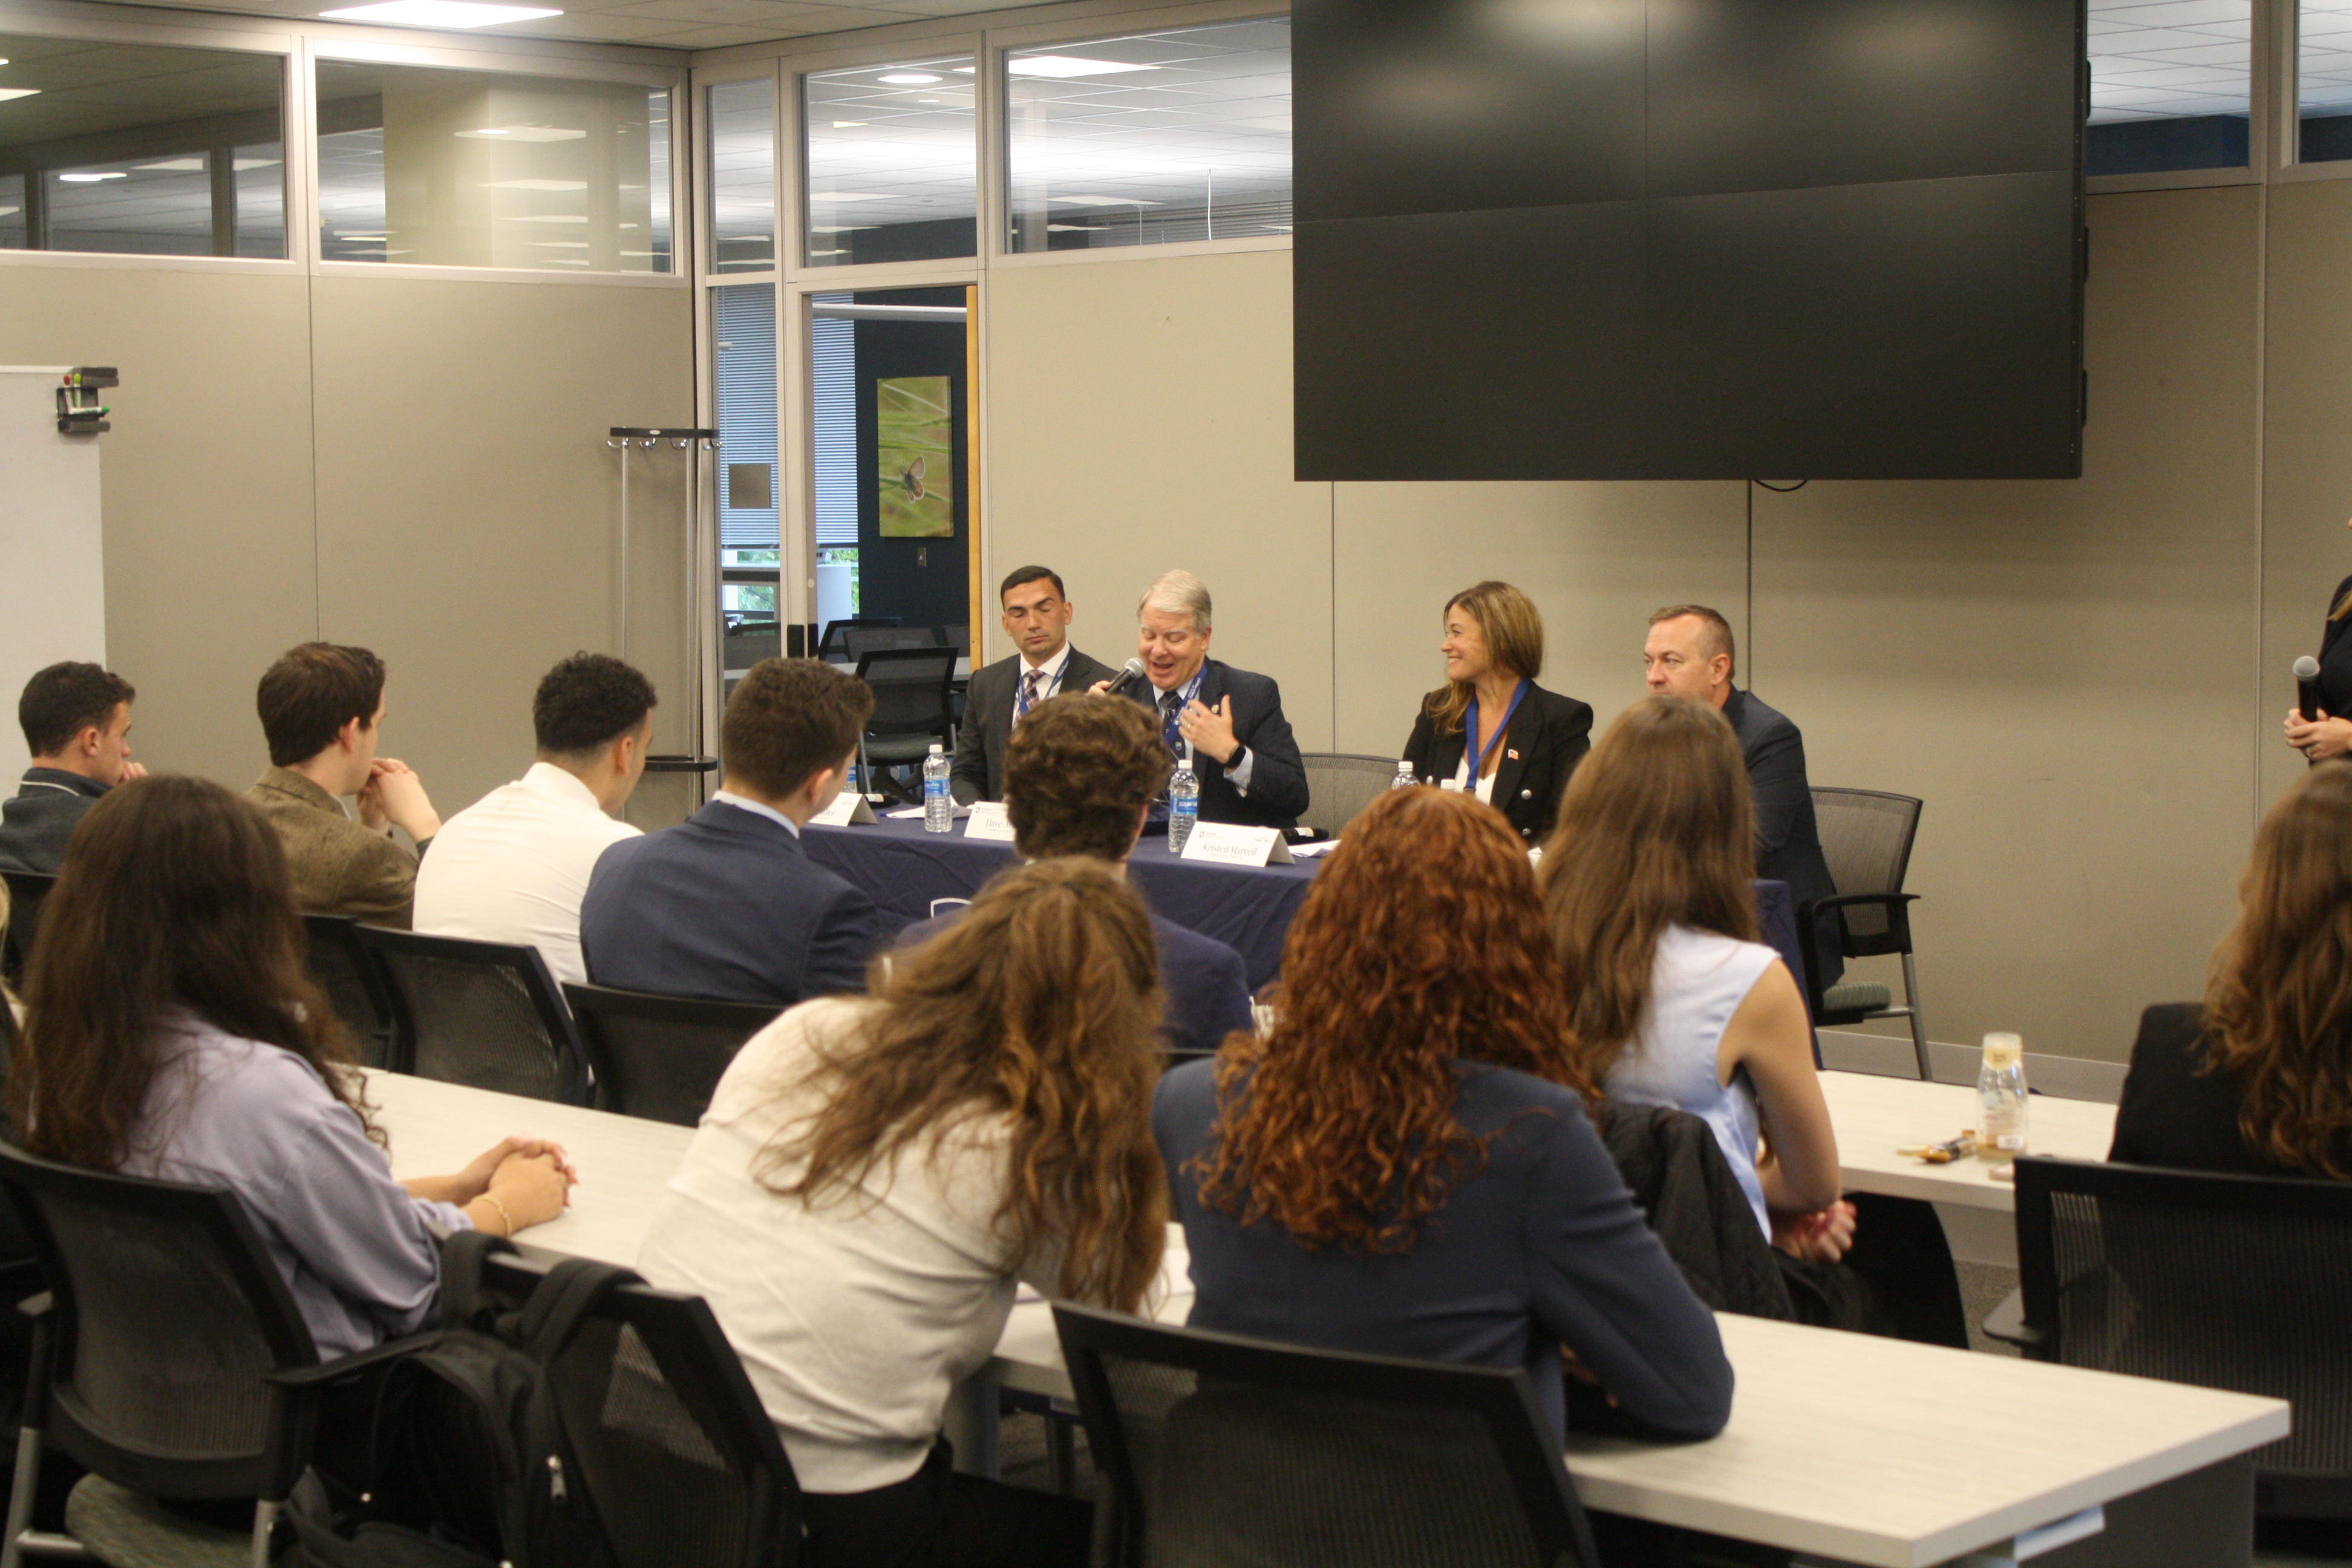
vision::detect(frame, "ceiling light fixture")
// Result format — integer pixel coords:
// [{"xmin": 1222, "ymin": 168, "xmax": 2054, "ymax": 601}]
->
[
  {"xmin": 0, "ymin": 88, "xmax": 39, "ymax": 103},
  {"xmin": 137, "ymin": 157, "xmax": 207, "ymax": 171},
  {"xmin": 457, "ymin": 125, "xmax": 584, "ymax": 141},
  {"xmin": 485, "ymin": 178, "xmax": 587, "ymax": 189},
  {"xmin": 831, "ymin": 120, "xmax": 866, "ymax": 127},
  {"xmin": 321, "ymin": 1, "xmax": 561, "ymax": 25},
  {"xmin": 878, "ymin": 72, "xmax": 941, "ymax": 85},
  {"xmin": 1007, "ymin": 56, "xmax": 1157, "ymax": 79},
  {"xmin": 57, "ymin": 172, "xmax": 125, "ymax": 182}
]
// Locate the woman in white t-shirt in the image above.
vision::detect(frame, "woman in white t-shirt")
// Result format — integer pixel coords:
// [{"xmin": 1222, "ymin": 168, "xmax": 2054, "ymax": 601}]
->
[
  {"xmin": 1538, "ymin": 694, "xmax": 1852, "ymax": 1262},
  {"xmin": 638, "ymin": 857, "xmax": 1168, "ymax": 1568}
]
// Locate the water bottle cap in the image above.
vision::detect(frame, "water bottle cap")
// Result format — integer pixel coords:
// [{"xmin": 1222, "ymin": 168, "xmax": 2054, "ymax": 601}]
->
[
  {"xmin": 928, "ymin": 742, "xmax": 942, "ymax": 754},
  {"xmin": 1981, "ymin": 1031, "xmax": 2022, "ymax": 1062}
]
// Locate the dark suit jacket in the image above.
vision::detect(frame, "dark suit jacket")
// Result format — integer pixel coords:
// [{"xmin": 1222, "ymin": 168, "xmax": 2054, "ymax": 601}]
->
[
  {"xmin": 2108, "ymin": 1002, "xmax": 2330, "ymax": 1176},
  {"xmin": 579, "ymin": 801, "xmax": 881, "ymax": 1007},
  {"xmin": 1155, "ymin": 1059, "xmax": 1733, "ymax": 1442},
  {"xmin": 1721, "ymin": 688, "xmax": 1841, "ymax": 991},
  {"xmin": 0, "ymin": 769, "xmax": 108, "ymax": 876},
  {"xmin": 950, "ymin": 645, "xmax": 1117, "ymax": 805},
  {"xmin": 1400, "ymin": 682, "xmax": 1594, "ymax": 844},
  {"xmin": 1127, "ymin": 659, "xmax": 1310, "ymax": 830},
  {"xmin": 901, "ymin": 905, "xmax": 1253, "ymax": 1058}
]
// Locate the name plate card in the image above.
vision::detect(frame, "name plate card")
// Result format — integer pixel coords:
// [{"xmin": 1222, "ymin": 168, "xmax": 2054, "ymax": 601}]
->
[
  {"xmin": 964, "ymin": 802, "xmax": 1017, "ymax": 841},
  {"xmin": 809, "ymin": 792, "xmax": 878, "ymax": 827},
  {"xmin": 1180, "ymin": 822, "xmax": 1293, "ymax": 866}
]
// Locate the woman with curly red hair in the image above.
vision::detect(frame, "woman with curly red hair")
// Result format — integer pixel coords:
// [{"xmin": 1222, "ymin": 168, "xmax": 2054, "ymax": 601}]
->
[{"xmin": 1155, "ymin": 786, "xmax": 1731, "ymax": 1441}]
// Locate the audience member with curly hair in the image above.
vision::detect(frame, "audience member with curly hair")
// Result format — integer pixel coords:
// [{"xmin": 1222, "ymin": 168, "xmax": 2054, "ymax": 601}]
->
[{"xmin": 1156, "ymin": 786, "xmax": 1732, "ymax": 1442}]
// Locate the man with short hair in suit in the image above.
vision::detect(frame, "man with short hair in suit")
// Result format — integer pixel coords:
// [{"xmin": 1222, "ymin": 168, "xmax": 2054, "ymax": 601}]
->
[
  {"xmin": 1093, "ymin": 570, "xmax": 1309, "ymax": 831},
  {"xmin": 247, "ymin": 643, "xmax": 443, "ymax": 928},
  {"xmin": 909, "ymin": 693, "xmax": 1255, "ymax": 1059},
  {"xmin": 0, "ymin": 661, "xmax": 144, "ymax": 875},
  {"xmin": 580, "ymin": 658, "xmax": 881, "ymax": 1005},
  {"xmin": 950, "ymin": 564, "xmax": 1116, "ymax": 805},
  {"xmin": 1642, "ymin": 604, "xmax": 1842, "ymax": 991}
]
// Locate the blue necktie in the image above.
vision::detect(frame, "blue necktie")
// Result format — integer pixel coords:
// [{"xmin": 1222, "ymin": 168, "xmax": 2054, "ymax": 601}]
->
[{"xmin": 1160, "ymin": 688, "xmax": 1184, "ymax": 754}]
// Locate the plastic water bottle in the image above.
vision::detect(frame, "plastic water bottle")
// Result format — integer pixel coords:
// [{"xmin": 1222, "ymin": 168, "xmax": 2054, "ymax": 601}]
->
[
  {"xmin": 923, "ymin": 743, "xmax": 952, "ymax": 834},
  {"xmin": 1168, "ymin": 748, "xmax": 1200, "ymax": 854},
  {"xmin": 1392, "ymin": 759, "xmax": 1416, "ymax": 789},
  {"xmin": 1976, "ymin": 1032, "xmax": 2028, "ymax": 1160}
]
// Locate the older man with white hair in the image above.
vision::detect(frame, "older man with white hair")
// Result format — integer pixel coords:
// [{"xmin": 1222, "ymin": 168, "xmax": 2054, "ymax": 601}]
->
[{"xmin": 1094, "ymin": 570, "xmax": 1308, "ymax": 831}]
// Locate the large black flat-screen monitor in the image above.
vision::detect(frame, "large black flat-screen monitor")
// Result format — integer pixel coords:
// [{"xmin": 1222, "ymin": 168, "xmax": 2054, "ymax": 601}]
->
[{"xmin": 1292, "ymin": 0, "xmax": 2085, "ymax": 481}]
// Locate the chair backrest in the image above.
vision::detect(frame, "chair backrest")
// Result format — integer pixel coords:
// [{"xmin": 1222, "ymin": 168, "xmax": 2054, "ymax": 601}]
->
[
  {"xmin": 0, "ymin": 1139, "xmax": 316, "ymax": 1500},
  {"xmin": 855, "ymin": 647, "xmax": 959, "ymax": 737},
  {"xmin": 302, "ymin": 913, "xmax": 400, "ymax": 1069},
  {"xmin": 0, "ymin": 869, "xmax": 57, "ymax": 985},
  {"xmin": 722, "ymin": 619, "xmax": 783, "ymax": 670},
  {"xmin": 1055, "ymin": 1303, "xmax": 1599, "ymax": 1568},
  {"xmin": 563, "ymin": 984, "xmax": 777, "ymax": 1127},
  {"xmin": 842, "ymin": 625, "xmax": 940, "ymax": 665},
  {"xmin": 939, "ymin": 624, "xmax": 969, "ymax": 658},
  {"xmin": 2016, "ymin": 1155, "xmax": 2352, "ymax": 1491},
  {"xmin": 355, "ymin": 927, "xmax": 588, "ymax": 1103},
  {"xmin": 1809, "ymin": 788, "xmax": 1922, "ymax": 949},
  {"xmin": 818, "ymin": 616, "xmax": 902, "ymax": 659},
  {"xmin": 477, "ymin": 1248, "xmax": 802, "ymax": 1568},
  {"xmin": 1299, "ymin": 753, "xmax": 1399, "ymax": 837}
]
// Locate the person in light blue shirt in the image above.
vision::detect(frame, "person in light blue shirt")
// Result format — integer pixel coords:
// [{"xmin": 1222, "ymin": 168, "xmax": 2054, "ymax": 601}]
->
[{"xmin": 9, "ymin": 775, "xmax": 574, "ymax": 1359}]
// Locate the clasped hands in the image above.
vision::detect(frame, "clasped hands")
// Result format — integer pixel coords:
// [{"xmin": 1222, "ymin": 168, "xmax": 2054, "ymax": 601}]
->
[
  {"xmin": 2284, "ymin": 707, "xmax": 2352, "ymax": 762},
  {"xmin": 1771, "ymin": 1198, "xmax": 1857, "ymax": 1264}
]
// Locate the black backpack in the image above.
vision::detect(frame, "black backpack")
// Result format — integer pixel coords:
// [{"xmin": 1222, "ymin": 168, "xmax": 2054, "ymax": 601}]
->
[{"xmin": 287, "ymin": 1230, "xmax": 639, "ymax": 1568}]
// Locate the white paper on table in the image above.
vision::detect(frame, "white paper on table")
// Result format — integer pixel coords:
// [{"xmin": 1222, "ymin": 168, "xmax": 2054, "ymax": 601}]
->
[
  {"xmin": 1289, "ymin": 839, "xmax": 1341, "ymax": 858},
  {"xmin": 964, "ymin": 802, "xmax": 1016, "ymax": 841},
  {"xmin": 809, "ymin": 792, "xmax": 877, "ymax": 826},
  {"xmin": 887, "ymin": 802, "xmax": 973, "ymax": 820},
  {"xmin": 1180, "ymin": 822, "xmax": 1292, "ymax": 866}
]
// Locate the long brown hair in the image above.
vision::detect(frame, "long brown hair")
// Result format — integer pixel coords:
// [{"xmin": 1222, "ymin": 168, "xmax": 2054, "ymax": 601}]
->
[
  {"xmin": 11, "ymin": 775, "xmax": 367, "ymax": 1171},
  {"xmin": 1424, "ymin": 581, "xmax": 1546, "ymax": 736},
  {"xmin": 1191, "ymin": 788, "xmax": 1587, "ymax": 1252},
  {"xmin": 1538, "ymin": 696, "xmax": 1759, "ymax": 1082},
  {"xmin": 762, "ymin": 857, "xmax": 1166, "ymax": 1309},
  {"xmin": 2204, "ymin": 762, "xmax": 2352, "ymax": 1174}
]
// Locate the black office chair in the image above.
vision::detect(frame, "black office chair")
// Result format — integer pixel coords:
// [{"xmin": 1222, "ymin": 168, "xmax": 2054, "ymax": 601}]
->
[
  {"xmin": 0, "ymin": 1142, "xmax": 359, "ymax": 1568},
  {"xmin": 817, "ymin": 616, "xmax": 904, "ymax": 663},
  {"xmin": 2013, "ymin": 1155, "xmax": 2352, "ymax": 1520},
  {"xmin": 466, "ymin": 1247, "xmax": 803, "ymax": 1568},
  {"xmin": 841, "ymin": 625, "xmax": 940, "ymax": 665},
  {"xmin": 354, "ymin": 928, "xmax": 589, "ymax": 1103},
  {"xmin": 0, "ymin": 872, "xmax": 55, "ymax": 989},
  {"xmin": 1300, "ymin": 753, "xmax": 1399, "ymax": 837},
  {"xmin": 300, "ymin": 913, "xmax": 399, "ymax": 1070},
  {"xmin": 1800, "ymin": 788, "xmax": 1930, "ymax": 1080},
  {"xmin": 563, "ymin": 983, "xmax": 777, "ymax": 1127},
  {"xmin": 1056, "ymin": 1303, "xmax": 1601, "ymax": 1568},
  {"xmin": 722, "ymin": 618, "xmax": 783, "ymax": 673},
  {"xmin": 939, "ymin": 624, "xmax": 970, "ymax": 658},
  {"xmin": 855, "ymin": 647, "xmax": 960, "ymax": 803}
]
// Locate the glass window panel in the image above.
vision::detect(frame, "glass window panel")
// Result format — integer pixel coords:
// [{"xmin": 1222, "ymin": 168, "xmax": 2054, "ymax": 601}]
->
[
  {"xmin": 802, "ymin": 54, "xmax": 975, "ymax": 268},
  {"xmin": 2085, "ymin": 0, "xmax": 2250, "ymax": 177},
  {"xmin": 708, "ymin": 77, "xmax": 774, "ymax": 272},
  {"xmin": 1007, "ymin": 19, "xmax": 1291, "ymax": 253},
  {"xmin": 233, "ymin": 140, "xmax": 283, "ymax": 258},
  {"xmin": 2303, "ymin": 1, "xmax": 2352, "ymax": 161},
  {"xmin": 0, "ymin": 33, "xmax": 285, "ymax": 258},
  {"xmin": 315, "ymin": 60, "xmax": 670, "ymax": 273},
  {"xmin": 713, "ymin": 284, "xmax": 779, "ymax": 553}
]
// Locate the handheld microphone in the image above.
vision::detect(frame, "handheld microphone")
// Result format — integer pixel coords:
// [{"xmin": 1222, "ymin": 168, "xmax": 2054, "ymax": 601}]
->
[
  {"xmin": 2297, "ymin": 655, "xmax": 2325, "ymax": 722},
  {"xmin": 1106, "ymin": 658, "xmax": 1148, "ymax": 696}
]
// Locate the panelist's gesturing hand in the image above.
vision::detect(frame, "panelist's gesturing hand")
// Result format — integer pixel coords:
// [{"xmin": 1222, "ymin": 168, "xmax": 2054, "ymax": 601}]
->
[
  {"xmin": 2284, "ymin": 705, "xmax": 2352, "ymax": 762},
  {"xmin": 1179, "ymin": 697, "xmax": 1240, "ymax": 765}
]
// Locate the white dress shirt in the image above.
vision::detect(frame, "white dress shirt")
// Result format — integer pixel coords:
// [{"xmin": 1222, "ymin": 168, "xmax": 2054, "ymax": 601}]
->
[
  {"xmin": 412, "ymin": 762, "xmax": 640, "ymax": 990},
  {"xmin": 711, "ymin": 788, "xmax": 803, "ymax": 837}
]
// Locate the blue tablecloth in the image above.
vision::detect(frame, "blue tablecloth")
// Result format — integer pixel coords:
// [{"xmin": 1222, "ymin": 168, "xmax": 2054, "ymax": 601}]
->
[{"xmin": 803, "ymin": 814, "xmax": 1805, "ymax": 1002}]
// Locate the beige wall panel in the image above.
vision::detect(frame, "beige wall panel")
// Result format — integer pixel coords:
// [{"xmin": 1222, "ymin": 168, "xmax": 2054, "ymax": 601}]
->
[
  {"xmin": 309, "ymin": 276, "xmax": 693, "ymax": 822},
  {"xmin": 985, "ymin": 250, "xmax": 1336, "ymax": 747},
  {"xmin": 1751, "ymin": 185, "xmax": 2262, "ymax": 1062},
  {"xmin": 1331, "ymin": 482, "xmax": 1748, "ymax": 758},
  {"xmin": 0, "ymin": 265, "xmax": 317, "ymax": 791},
  {"xmin": 2263, "ymin": 178, "xmax": 2352, "ymax": 815}
]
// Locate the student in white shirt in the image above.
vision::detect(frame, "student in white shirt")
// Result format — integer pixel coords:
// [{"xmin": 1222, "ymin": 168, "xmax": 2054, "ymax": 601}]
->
[
  {"xmin": 413, "ymin": 654, "xmax": 654, "ymax": 988},
  {"xmin": 637, "ymin": 857, "xmax": 1168, "ymax": 1568}
]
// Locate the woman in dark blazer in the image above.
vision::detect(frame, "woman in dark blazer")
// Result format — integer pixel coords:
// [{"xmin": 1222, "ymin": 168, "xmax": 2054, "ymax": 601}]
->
[
  {"xmin": 2111, "ymin": 762, "xmax": 2352, "ymax": 1176},
  {"xmin": 1400, "ymin": 581, "xmax": 1593, "ymax": 844},
  {"xmin": 2285, "ymin": 524, "xmax": 2352, "ymax": 762}
]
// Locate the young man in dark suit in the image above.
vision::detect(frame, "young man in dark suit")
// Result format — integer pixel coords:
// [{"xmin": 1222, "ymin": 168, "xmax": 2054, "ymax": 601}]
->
[
  {"xmin": 0, "ymin": 662, "xmax": 143, "ymax": 876},
  {"xmin": 1642, "ymin": 604, "xmax": 1842, "ymax": 991},
  {"xmin": 949, "ymin": 564, "xmax": 1116, "ymax": 805},
  {"xmin": 1096, "ymin": 569, "xmax": 1309, "ymax": 831},
  {"xmin": 580, "ymin": 658, "xmax": 881, "ymax": 1006},
  {"xmin": 909, "ymin": 692, "xmax": 1254, "ymax": 1059}
]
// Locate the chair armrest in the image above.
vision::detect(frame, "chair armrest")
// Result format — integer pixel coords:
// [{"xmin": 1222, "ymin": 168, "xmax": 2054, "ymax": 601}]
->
[
  {"xmin": 1799, "ymin": 892, "xmax": 1921, "ymax": 961},
  {"xmin": 261, "ymin": 1331, "xmax": 437, "ymax": 1500},
  {"xmin": 1981, "ymin": 1287, "xmax": 2044, "ymax": 1350}
]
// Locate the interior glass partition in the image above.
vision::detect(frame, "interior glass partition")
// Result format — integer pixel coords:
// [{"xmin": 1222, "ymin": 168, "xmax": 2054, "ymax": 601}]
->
[{"xmin": 802, "ymin": 53, "xmax": 976, "ymax": 267}]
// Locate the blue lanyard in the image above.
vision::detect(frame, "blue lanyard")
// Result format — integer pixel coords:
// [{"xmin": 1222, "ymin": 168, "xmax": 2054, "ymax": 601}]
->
[{"xmin": 1465, "ymin": 679, "xmax": 1530, "ymax": 781}]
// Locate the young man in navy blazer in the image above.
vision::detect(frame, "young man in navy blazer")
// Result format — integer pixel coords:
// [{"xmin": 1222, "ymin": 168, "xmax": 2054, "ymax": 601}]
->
[
  {"xmin": 906, "ymin": 692, "xmax": 1254, "ymax": 1059},
  {"xmin": 580, "ymin": 658, "xmax": 881, "ymax": 1006},
  {"xmin": 1095, "ymin": 569, "xmax": 1309, "ymax": 831}
]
